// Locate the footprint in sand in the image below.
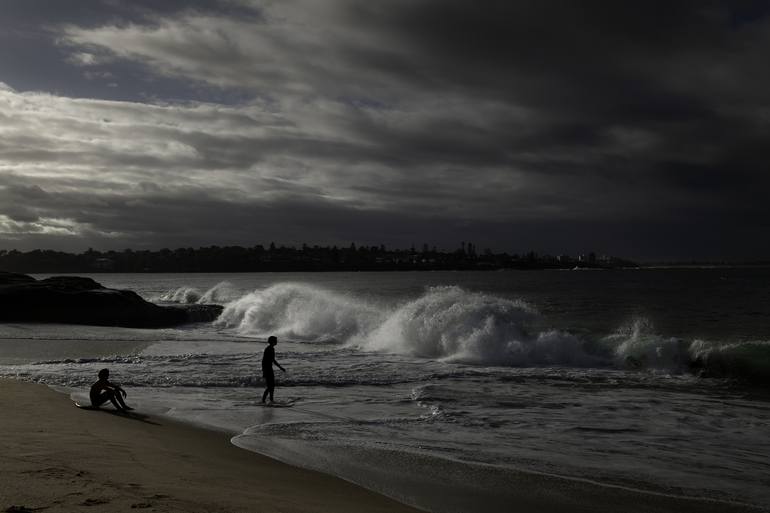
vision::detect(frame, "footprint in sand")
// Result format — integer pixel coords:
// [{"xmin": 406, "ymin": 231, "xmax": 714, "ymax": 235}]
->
[
  {"xmin": 80, "ymin": 498, "xmax": 109, "ymax": 507},
  {"xmin": 22, "ymin": 466, "xmax": 90, "ymax": 481}
]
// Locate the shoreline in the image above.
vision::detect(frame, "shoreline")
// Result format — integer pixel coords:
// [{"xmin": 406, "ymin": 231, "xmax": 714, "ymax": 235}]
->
[{"xmin": 2, "ymin": 378, "xmax": 767, "ymax": 513}]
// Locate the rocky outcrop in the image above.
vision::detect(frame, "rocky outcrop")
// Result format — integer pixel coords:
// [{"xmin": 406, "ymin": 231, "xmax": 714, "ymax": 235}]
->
[{"xmin": 0, "ymin": 272, "xmax": 222, "ymax": 328}]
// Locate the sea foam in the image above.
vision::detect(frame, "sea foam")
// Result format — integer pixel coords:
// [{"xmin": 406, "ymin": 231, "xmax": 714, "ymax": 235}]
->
[
  {"xmin": 216, "ymin": 283, "xmax": 381, "ymax": 342},
  {"xmin": 159, "ymin": 286, "xmax": 202, "ymax": 304},
  {"xmin": 159, "ymin": 281, "xmax": 238, "ymax": 305},
  {"xmin": 361, "ymin": 286, "xmax": 600, "ymax": 366}
]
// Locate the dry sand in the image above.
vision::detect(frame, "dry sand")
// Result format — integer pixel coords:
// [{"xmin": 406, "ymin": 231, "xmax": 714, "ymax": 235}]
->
[{"xmin": 1, "ymin": 378, "xmax": 766, "ymax": 513}]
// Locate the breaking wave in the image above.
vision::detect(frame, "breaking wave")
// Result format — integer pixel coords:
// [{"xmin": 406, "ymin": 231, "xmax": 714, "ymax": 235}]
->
[
  {"xmin": 215, "ymin": 283, "xmax": 382, "ymax": 342},
  {"xmin": 159, "ymin": 281, "xmax": 239, "ymax": 305},
  {"xmin": 689, "ymin": 339, "xmax": 770, "ymax": 383},
  {"xmin": 159, "ymin": 286, "xmax": 201, "ymax": 304},
  {"xmin": 607, "ymin": 317, "xmax": 694, "ymax": 370},
  {"xmin": 207, "ymin": 282, "xmax": 769, "ymax": 382},
  {"xmin": 361, "ymin": 286, "xmax": 602, "ymax": 367}
]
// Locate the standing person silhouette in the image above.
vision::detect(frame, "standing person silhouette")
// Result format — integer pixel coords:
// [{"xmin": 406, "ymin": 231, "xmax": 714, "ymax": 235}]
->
[{"xmin": 262, "ymin": 336, "xmax": 285, "ymax": 404}]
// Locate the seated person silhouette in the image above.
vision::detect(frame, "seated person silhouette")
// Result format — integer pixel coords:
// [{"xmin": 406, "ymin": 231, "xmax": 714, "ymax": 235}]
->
[{"xmin": 90, "ymin": 368, "xmax": 133, "ymax": 411}]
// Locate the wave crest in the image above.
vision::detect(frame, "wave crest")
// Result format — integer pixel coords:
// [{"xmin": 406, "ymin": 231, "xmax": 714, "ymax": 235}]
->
[
  {"xmin": 608, "ymin": 318, "xmax": 692, "ymax": 370},
  {"xmin": 158, "ymin": 281, "xmax": 238, "ymax": 305},
  {"xmin": 363, "ymin": 286, "xmax": 551, "ymax": 365},
  {"xmin": 215, "ymin": 283, "xmax": 381, "ymax": 341},
  {"xmin": 690, "ymin": 339, "xmax": 770, "ymax": 382},
  {"xmin": 159, "ymin": 286, "xmax": 201, "ymax": 304}
]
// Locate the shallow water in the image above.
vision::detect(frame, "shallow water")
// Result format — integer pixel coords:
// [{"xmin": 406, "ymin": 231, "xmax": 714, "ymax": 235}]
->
[{"xmin": 1, "ymin": 269, "xmax": 769, "ymax": 511}]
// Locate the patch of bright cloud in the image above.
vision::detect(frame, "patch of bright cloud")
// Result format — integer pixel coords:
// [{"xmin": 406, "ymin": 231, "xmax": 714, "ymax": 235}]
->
[
  {"xmin": 0, "ymin": 215, "xmax": 104, "ymax": 237},
  {"xmin": 67, "ymin": 51, "xmax": 102, "ymax": 66}
]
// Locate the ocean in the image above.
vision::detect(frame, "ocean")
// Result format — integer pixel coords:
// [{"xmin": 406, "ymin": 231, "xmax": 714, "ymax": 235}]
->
[{"xmin": 1, "ymin": 269, "xmax": 769, "ymax": 511}]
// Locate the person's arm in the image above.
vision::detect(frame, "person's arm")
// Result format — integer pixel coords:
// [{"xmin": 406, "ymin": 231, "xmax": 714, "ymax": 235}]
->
[
  {"xmin": 92, "ymin": 381, "xmax": 109, "ymax": 393},
  {"xmin": 273, "ymin": 357, "xmax": 285, "ymax": 372},
  {"xmin": 109, "ymin": 381, "xmax": 127, "ymax": 398}
]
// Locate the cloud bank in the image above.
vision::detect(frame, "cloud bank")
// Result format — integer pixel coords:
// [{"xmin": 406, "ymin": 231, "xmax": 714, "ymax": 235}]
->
[{"xmin": 1, "ymin": 1, "xmax": 769, "ymax": 258}]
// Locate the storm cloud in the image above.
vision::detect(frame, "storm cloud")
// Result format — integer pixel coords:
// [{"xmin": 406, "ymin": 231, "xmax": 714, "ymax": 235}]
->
[{"xmin": 1, "ymin": 0, "xmax": 769, "ymax": 259}]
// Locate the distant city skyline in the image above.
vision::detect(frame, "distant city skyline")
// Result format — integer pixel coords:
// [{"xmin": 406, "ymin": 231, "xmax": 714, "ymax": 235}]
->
[
  {"xmin": 0, "ymin": 242, "xmax": 640, "ymax": 274},
  {"xmin": 2, "ymin": 1, "xmax": 770, "ymax": 260}
]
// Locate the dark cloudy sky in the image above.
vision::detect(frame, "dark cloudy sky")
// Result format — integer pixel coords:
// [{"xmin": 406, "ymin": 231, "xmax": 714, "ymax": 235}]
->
[{"xmin": 1, "ymin": 1, "xmax": 769, "ymax": 260}]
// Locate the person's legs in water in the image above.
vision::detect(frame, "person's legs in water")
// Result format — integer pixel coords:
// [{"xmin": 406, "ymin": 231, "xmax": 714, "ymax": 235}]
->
[{"xmin": 262, "ymin": 370, "xmax": 275, "ymax": 403}]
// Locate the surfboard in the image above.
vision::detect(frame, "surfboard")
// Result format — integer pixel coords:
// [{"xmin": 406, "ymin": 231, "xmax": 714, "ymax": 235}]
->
[
  {"xmin": 74, "ymin": 401, "xmax": 132, "ymax": 412},
  {"xmin": 74, "ymin": 402, "xmax": 101, "ymax": 410}
]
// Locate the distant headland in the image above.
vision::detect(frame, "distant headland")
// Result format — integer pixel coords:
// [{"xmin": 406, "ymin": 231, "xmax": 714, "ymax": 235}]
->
[{"xmin": 0, "ymin": 243, "xmax": 637, "ymax": 273}]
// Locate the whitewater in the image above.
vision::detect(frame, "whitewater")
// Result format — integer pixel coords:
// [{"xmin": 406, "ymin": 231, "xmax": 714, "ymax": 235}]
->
[{"xmin": 1, "ymin": 269, "xmax": 769, "ymax": 511}]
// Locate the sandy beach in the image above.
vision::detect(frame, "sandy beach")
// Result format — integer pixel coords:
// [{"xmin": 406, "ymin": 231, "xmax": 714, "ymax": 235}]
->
[
  {"xmin": 1, "ymin": 378, "xmax": 766, "ymax": 513},
  {"xmin": 0, "ymin": 379, "xmax": 421, "ymax": 513}
]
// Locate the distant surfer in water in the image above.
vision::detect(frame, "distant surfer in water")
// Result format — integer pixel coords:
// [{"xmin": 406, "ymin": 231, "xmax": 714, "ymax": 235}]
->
[
  {"xmin": 90, "ymin": 368, "xmax": 132, "ymax": 412},
  {"xmin": 262, "ymin": 336, "xmax": 286, "ymax": 404}
]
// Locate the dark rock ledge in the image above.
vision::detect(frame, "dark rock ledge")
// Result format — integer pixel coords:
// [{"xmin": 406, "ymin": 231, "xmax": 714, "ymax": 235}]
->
[{"xmin": 0, "ymin": 272, "xmax": 222, "ymax": 328}]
